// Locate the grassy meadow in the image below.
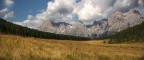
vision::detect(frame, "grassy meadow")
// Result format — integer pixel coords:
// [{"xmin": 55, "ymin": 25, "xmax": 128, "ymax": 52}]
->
[{"xmin": 0, "ymin": 34, "xmax": 144, "ymax": 60}]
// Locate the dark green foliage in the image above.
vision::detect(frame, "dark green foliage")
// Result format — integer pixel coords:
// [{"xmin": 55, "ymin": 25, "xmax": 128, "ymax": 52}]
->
[
  {"xmin": 0, "ymin": 18, "xmax": 91, "ymax": 40},
  {"xmin": 109, "ymin": 22, "xmax": 144, "ymax": 44}
]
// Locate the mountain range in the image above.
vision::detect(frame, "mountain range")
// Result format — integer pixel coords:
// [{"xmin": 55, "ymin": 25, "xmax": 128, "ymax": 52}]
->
[
  {"xmin": 38, "ymin": 9, "xmax": 144, "ymax": 39},
  {"xmin": 0, "ymin": 18, "xmax": 90, "ymax": 40}
]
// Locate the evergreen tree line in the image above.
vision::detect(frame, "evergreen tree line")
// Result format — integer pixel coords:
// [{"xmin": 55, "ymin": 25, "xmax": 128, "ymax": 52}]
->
[
  {"xmin": 0, "ymin": 18, "xmax": 91, "ymax": 40},
  {"xmin": 108, "ymin": 22, "xmax": 144, "ymax": 44}
]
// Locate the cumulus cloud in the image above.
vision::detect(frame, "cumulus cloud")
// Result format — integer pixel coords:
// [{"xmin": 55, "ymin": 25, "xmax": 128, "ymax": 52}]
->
[
  {"xmin": 0, "ymin": 0, "xmax": 14, "ymax": 20},
  {"xmin": 0, "ymin": 8, "xmax": 14, "ymax": 19},
  {"xmin": 15, "ymin": 0, "xmax": 144, "ymax": 28},
  {"xmin": 114, "ymin": 0, "xmax": 139, "ymax": 12},
  {"xmin": 4, "ymin": 0, "xmax": 14, "ymax": 7},
  {"xmin": 139, "ymin": 0, "xmax": 144, "ymax": 6},
  {"xmin": 14, "ymin": 15, "xmax": 43, "ymax": 28}
]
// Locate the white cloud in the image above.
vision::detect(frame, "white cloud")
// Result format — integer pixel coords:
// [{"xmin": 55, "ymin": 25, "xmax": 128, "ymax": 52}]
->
[
  {"xmin": 0, "ymin": 8, "xmax": 14, "ymax": 19},
  {"xmin": 77, "ymin": 1, "xmax": 102, "ymax": 20},
  {"xmin": 138, "ymin": 0, "xmax": 144, "ymax": 6},
  {"xmin": 114, "ymin": 0, "xmax": 138, "ymax": 12},
  {"xmin": 4, "ymin": 0, "xmax": 14, "ymax": 7},
  {"xmin": 15, "ymin": 0, "xmax": 144, "ymax": 28},
  {"xmin": 0, "ymin": 0, "xmax": 14, "ymax": 20}
]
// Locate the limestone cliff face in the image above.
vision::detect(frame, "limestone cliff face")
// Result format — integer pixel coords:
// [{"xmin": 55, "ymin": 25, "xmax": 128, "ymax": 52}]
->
[{"xmin": 108, "ymin": 9, "xmax": 144, "ymax": 35}]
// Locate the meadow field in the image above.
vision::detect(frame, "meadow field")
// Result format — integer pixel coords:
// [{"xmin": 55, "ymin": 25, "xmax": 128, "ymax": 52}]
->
[{"xmin": 0, "ymin": 34, "xmax": 144, "ymax": 60}]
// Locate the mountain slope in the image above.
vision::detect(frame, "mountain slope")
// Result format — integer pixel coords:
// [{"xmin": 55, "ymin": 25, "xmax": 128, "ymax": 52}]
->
[
  {"xmin": 109, "ymin": 22, "xmax": 144, "ymax": 44},
  {"xmin": 0, "ymin": 18, "xmax": 90, "ymax": 40}
]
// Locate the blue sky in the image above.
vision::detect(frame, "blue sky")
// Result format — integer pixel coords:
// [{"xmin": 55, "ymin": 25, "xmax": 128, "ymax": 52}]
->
[{"xmin": 10, "ymin": 0, "xmax": 51, "ymax": 22}]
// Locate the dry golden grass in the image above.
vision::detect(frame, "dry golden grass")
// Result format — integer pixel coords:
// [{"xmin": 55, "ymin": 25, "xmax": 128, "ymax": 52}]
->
[{"xmin": 0, "ymin": 34, "xmax": 144, "ymax": 60}]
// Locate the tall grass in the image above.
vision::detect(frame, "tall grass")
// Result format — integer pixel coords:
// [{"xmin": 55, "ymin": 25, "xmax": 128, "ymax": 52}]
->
[{"xmin": 0, "ymin": 34, "xmax": 144, "ymax": 60}]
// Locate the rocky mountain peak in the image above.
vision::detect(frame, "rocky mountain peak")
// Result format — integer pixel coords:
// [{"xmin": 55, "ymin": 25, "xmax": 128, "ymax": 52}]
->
[
  {"xmin": 107, "ymin": 9, "xmax": 144, "ymax": 34},
  {"xmin": 108, "ymin": 11, "xmax": 124, "ymax": 26},
  {"xmin": 74, "ymin": 21, "xmax": 85, "ymax": 27}
]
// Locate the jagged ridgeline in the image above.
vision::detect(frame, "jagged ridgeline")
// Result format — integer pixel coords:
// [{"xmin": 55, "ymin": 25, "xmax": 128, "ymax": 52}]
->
[
  {"xmin": 0, "ymin": 18, "xmax": 91, "ymax": 40},
  {"xmin": 109, "ymin": 22, "xmax": 144, "ymax": 44}
]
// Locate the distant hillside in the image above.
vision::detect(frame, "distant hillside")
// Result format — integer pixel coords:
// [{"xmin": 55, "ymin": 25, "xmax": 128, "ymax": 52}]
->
[
  {"xmin": 109, "ymin": 22, "xmax": 144, "ymax": 44},
  {"xmin": 0, "ymin": 18, "xmax": 91, "ymax": 40}
]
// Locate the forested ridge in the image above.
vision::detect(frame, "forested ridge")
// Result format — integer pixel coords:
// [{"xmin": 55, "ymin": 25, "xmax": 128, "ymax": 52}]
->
[
  {"xmin": 0, "ymin": 18, "xmax": 91, "ymax": 40},
  {"xmin": 109, "ymin": 22, "xmax": 144, "ymax": 44}
]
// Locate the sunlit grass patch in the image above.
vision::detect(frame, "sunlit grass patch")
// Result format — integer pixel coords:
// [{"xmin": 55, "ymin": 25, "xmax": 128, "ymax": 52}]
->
[{"xmin": 0, "ymin": 34, "xmax": 144, "ymax": 60}]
